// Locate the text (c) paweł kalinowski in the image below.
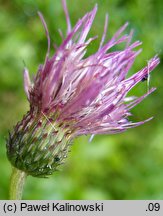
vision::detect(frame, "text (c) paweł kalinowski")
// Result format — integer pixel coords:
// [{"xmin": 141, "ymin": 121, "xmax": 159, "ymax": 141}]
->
[{"xmin": 20, "ymin": 202, "xmax": 104, "ymax": 212}]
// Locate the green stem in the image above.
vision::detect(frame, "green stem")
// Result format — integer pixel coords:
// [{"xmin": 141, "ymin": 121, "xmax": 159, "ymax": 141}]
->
[{"xmin": 9, "ymin": 167, "xmax": 27, "ymax": 200}]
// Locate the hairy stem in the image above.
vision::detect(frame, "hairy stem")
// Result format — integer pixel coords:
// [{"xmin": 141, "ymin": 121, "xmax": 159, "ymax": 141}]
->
[{"xmin": 9, "ymin": 167, "xmax": 27, "ymax": 200}]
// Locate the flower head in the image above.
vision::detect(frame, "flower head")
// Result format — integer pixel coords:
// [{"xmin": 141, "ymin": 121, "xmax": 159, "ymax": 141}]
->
[{"xmin": 7, "ymin": 0, "xmax": 159, "ymax": 177}]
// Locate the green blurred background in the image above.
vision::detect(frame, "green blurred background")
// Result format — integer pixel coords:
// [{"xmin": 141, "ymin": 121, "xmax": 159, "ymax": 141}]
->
[{"xmin": 0, "ymin": 0, "xmax": 163, "ymax": 200}]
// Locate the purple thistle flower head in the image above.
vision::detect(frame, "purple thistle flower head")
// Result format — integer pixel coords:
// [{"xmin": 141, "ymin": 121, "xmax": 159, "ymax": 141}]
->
[{"xmin": 7, "ymin": 0, "xmax": 159, "ymax": 177}]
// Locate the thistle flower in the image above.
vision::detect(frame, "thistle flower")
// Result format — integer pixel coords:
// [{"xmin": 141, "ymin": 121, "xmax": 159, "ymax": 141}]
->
[{"xmin": 7, "ymin": 1, "xmax": 159, "ymax": 178}]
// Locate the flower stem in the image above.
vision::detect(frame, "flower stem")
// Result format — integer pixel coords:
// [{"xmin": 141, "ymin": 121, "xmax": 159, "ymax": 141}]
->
[{"xmin": 9, "ymin": 167, "xmax": 27, "ymax": 200}]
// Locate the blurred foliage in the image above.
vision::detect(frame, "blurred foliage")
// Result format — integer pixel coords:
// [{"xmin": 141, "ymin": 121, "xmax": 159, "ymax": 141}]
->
[{"xmin": 0, "ymin": 0, "xmax": 163, "ymax": 200}]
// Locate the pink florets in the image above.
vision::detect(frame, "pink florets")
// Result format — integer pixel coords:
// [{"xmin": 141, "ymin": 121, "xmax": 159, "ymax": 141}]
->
[{"xmin": 24, "ymin": 1, "xmax": 159, "ymax": 137}]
